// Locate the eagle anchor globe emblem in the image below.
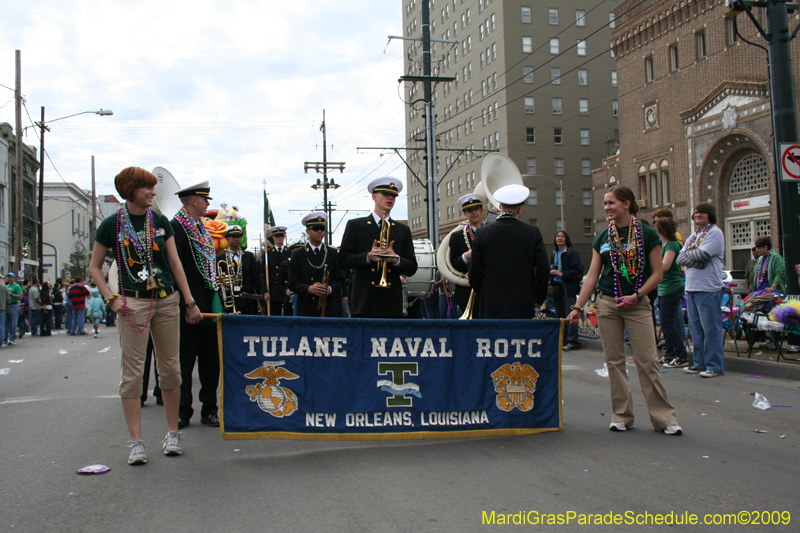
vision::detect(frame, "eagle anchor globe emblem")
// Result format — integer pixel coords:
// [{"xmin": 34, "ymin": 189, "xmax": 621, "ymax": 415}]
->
[
  {"xmin": 245, "ymin": 362, "xmax": 299, "ymax": 418},
  {"xmin": 490, "ymin": 362, "xmax": 539, "ymax": 412}
]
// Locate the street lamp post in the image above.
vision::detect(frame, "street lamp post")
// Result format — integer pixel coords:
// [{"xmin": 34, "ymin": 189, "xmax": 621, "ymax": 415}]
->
[
  {"xmin": 36, "ymin": 108, "xmax": 112, "ymax": 280},
  {"xmin": 523, "ymin": 173, "xmax": 564, "ymax": 231}
]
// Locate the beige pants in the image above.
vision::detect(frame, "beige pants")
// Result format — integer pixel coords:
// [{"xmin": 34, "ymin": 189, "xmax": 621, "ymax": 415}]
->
[
  {"xmin": 596, "ymin": 294, "xmax": 678, "ymax": 430},
  {"xmin": 117, "ymin": 291, "xmax": 181, "ymax": 398}
]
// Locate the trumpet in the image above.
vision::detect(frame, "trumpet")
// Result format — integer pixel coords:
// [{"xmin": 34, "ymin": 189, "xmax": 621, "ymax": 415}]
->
[
  {"xmin": 377, "ymin": 210, "xmax": 391, "ymax": 288},
  {"xmin": 217, "ymin": 257, "xmax": 239, "ymax": 314}
]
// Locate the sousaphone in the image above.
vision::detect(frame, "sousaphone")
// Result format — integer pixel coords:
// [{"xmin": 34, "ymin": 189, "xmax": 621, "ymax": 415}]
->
[
  {"xmin": 107, "ymin": 167, "xmax": 182, "ymax": 294},
  {"xmin": 436, "ymin": 153, "xmax": 523, "ymax": 318}
]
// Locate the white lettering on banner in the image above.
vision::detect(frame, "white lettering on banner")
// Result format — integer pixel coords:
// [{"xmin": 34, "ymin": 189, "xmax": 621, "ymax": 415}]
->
[
  {"xmin": 305, "ymin": 413, "xmax": 337, "ymax": 427},
  {"xmin": 420, "ymin": 410, "xmax": 489, "ymax": 426},
  {"xmin": 475, "ymin": 338, "xmax": 544, "ymax": 357},
  {"xmin": 369, "ymin": 337, "xmax": 452, "ymax": 357},
  {"xmin": 345, "ymin": 412, "xmax": 414, "ymax": 427},
  {"xmin": 241, "ymin": 336, "xmax": 349, "ymax": 358}
]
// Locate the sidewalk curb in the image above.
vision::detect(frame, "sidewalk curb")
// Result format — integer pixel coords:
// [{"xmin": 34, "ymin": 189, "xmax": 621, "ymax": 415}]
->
[{"xmin": 723, "ymin": 356, "xmax": 800, "ymax": 381}]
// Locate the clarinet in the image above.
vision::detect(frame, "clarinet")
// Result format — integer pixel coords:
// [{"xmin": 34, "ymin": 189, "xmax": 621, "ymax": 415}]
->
[{"xmin": 317, "ymin": 265, "xmax": 330, "ymax": 317}]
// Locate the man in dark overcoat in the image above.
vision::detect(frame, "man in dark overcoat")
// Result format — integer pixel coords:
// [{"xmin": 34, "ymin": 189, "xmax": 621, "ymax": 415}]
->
[
  {"xmin": 216, "ymin": 225, "xmax": 262, "ymax": 315},
  {"xmin": 449, "ymin": 193, "xmax": 485, "ymax": 317},
  {"xmin": 468, "ymin": 184, "xmax": 549, "ymax": 319},
  {"xmin": 288, "ymin": 212, "xmax": 343, "ymax": 317}
]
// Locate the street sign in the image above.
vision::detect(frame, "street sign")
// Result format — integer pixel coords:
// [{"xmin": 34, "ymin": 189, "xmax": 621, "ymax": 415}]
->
[{"xmin": 780, "ymin": 142, "xmax": 800, "ymax": 181}]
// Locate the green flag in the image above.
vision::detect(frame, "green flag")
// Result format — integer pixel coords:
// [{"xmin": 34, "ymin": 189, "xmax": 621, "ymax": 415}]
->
[{"xmin": 264, "ymin": 189, "xmax": 276, "ymax": 229}]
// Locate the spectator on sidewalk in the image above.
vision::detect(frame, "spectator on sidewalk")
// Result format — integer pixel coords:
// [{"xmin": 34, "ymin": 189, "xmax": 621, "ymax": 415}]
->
[
  {"xmin": 656, "ymin": 218, "xmax": 689, "ymax": 368},
  {"xmin": 68, "ymin": 278, "xmax": 91, "ymax": 335},
  {"xmin": 4, "ymin": 273, "xmax": 22, "ymax": 345},
  {"xmin": 677, "ymin": 202, "xmax": 725, "ymax": 378},
  {"xmin": 87, "ymin": 288, "xmax": 106, "ymax": 338},
  {"xmin": 0, "ymin": 279, "xmax": 8, "ymax": 345},
  {"xmin": 29, "ymin": 278, "xmax": 42, "ymax": 336},
  {"xmin": 63, "ymin": 280, "xmax": 73, "ymax": 333},
  {"xmin": 51, "ymin": 279, "xmax": 65, "ymax": 330},
  {"xmin": 40, "ymin": 282, "xmax": 53, "ymax": 336}
]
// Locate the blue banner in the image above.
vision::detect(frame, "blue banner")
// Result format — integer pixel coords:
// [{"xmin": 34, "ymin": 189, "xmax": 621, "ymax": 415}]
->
[{"xmin": 218, "ymin": 315, "xmax": 563, "ymax": 440}]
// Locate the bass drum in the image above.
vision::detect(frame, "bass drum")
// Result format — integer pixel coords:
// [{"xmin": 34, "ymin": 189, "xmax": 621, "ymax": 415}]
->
[{"xmin": 406, "ymin": 239, "xmax": 436, "ymax": 298}]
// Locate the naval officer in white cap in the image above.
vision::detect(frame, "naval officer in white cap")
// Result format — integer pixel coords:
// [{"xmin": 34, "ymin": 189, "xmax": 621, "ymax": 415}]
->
[
  {"xmin": 169, "ymin": 180, "xmax": 220, "ymax": 428},
  {"xmin": 338, "ymin": 177, "xmax": 417, "ymax": 318},
  {"xmin": 450, "ymin": 193, "xmax": 485, "ymax": 316},
  {"xmin": 288, "ymin": 212, "xmax": 344, "ymax": 317},
  {"xmin": 468, "ymin": 184, "xmax": 549, "ymax": 319}
]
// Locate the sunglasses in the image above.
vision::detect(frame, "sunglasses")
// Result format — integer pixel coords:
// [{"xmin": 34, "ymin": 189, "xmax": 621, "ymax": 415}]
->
[{"xmin": 308, "ymin": 227, "xmax": 326, "ymax": 232}]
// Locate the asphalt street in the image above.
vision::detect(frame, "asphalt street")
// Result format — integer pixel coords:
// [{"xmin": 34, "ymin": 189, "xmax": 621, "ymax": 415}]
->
[{"xmin": 1, "ymin": 327, "xmax": 798, "ymax": 532}]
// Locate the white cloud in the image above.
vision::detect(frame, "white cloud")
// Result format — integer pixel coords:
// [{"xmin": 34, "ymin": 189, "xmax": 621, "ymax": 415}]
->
[{"xmin": 0, "ymin": 0, "xmax": 410, "ymax": 246}]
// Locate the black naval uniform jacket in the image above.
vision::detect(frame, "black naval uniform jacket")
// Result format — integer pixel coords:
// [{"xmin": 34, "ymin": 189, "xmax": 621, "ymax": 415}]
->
[
  {"xmin": 449, "ymin": 223, "xmax": 480, "ymax": 311},
  {"xmin": 260, "ymin": 246, "xmax": 292, "ymax": 305},
  {"xmin": 468, "ymin": 217, "xmax": 549, "ymax": 319},
  {"xmin": 288, "ymin": 244, "xmax": 344, "ymax": 317},
  {"xmin": 338, "ymin": 215, "xmax": 418, "ymax": 318},
  {"xmin": 170, "ymin": 218, "xmax": 218, "ymax": 328},
  {"xmin": 215, "ymin": 248, "xmax": 262, "ymax": 314}
]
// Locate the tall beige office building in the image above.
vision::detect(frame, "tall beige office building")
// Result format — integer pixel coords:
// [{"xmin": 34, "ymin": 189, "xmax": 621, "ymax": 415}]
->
[{"xmin": 401, "ymin": 0, "xmax": 621, "ymax": 256}]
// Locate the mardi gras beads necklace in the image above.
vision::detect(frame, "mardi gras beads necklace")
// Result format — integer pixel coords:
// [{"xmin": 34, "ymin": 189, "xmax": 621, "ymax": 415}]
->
[
  {"xmin": 117, "ymin": 204, "xmax": 158, "ymax": 287},
  {"xmin": 756, "ymin": 252, "xmax": 770, "ymax": 287},
  {"xmin": 115, "ymin": 207, "xmax": 156, "ymax": 333},
  {"xmin": 305, "ymin": 244, "xmax": 328, "ymax": 270},
  {"xmin": 460, "ymin": 221, "xmax": 482, "ymax": 249},
  {"xmin": 174, "ymin": 207, "xmax": 218, "ymax": 290},
  {"xmin": 686, "ymin": 224, "xmax": 714, "ymax": 250},
  {"xmin": 608, "ymin": 216, "xmax": 645, "ymax": 303},
  {"xmin": 496, "ymin": 211, "xmax": 518, "ymax": 221}
]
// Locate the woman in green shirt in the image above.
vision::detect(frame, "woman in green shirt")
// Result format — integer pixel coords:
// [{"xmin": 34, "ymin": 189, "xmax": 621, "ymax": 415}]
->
[
  {"xmin": 567, "ymin": 186, "xmax": 681, "ymax": 435},
  {"xmin": 655, "ymin": 218, "xmax": 688, "ymax": 368},
  {"xmin": 89, "ymin": 166, "xmax": 202, "ymax": 466}
]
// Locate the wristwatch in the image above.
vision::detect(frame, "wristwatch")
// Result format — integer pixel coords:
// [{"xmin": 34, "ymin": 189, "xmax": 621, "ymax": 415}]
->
[
  {"xmin": 635, "ymin": 291, "xmax": 643, "ymax": 301},
  {"xmin": 186, "ymin": 301, "xmax": 197, "ymax": 308}
]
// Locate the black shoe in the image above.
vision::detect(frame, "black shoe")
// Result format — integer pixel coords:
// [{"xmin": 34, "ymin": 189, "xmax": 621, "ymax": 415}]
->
[
  {"xmin": 156, "ymin": 396, "xmax": 164, "ymax": 406},
  {"xmin": 177, "ymin": 417, "xmax": 190, "ymax": 429},
  {"xmin": 201, "ymin": 414, "xmax": 220, "ymax": 427}
]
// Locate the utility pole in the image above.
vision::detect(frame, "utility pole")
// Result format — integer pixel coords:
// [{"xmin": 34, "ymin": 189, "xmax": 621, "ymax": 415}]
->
[
  {"xmin": 304, "ymin": 109, "xmax": 344, "ymax": 246},
  {"xmin": 91, "ymin": 155, "xmax": 96, "ymax": 247},
  {"xmin": 14, "ymin": 50, "xmax": 24, "ymax": 277},
  {"xmin": 726, "ymin": 0, "xmax": 800, "ymax": 293},
  {"xmin": 37, "ymin": 106, "xmax": 47, "ymax": 280}
]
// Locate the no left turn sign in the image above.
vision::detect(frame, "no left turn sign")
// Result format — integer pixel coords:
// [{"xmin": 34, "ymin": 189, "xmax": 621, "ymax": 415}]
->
[{"xmin": 780, "ymin": 143, "xmax": 800, "ymax": 181}]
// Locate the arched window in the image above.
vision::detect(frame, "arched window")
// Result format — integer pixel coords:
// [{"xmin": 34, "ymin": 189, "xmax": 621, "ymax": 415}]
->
[{"xmin": 729, "ymin": 153, "xmax": 769, "ymax": 194}]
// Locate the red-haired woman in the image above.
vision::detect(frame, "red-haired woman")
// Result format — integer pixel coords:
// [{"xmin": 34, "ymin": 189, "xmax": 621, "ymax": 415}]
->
[
  {"xmin": 89, "ymin": 167, "xmax": 202, "ymax": 466},
  {"xmin": 567, "ymin": 186, "xmax": 682, "ymax": 435}
]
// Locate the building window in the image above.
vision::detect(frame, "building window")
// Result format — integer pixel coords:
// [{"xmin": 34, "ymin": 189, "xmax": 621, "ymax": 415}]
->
[
  {"xmin": 526, "ymin": 157, "xmax": 536, "ymax": 175},
  {"xmin": 611, "ymin": 71, "xmax": 617, "ymax": 87},
  {"xmin": 584, "ymin": 218, "xmax": 593, "ymax": 235},
  {"xmin": 582, "ymin": 160, "xmax": 591, "ymax": 176},
  {"xmin": 577, "ymin": 40, "xmax": 586, "ymax": 56},
  {"xmin": 579, "ymin": 99, "xmax": 588, "ymax": 115},
  {"xmin": 528, "ymin": 188, "xmax": 538, "ymax": 205},
  {"xmin": 552, "ymin": 98, "xmax": 562, "ymax": 114},
  {"xmin": 529, "ymin": 219, "xmax": 538, "ymax": 227},
  {"xmin": 612, "ymin": 100, "xmax": 618, "ymax": 116},
  {"xmin": 523, "ymin": 36, "xmax": 532, "ymax": 53},
  {"xmin": 491, "ymin": 43, "xmax": 496, "ymax": 60},
  {"xmin": 650, "ymin": 172, "xmax": 659, "ymax": 207},
  {"xmin": 480, "ymin": 52, "xmax": 485, "ymax": 68},
  {"xmin": 580, "ymin": 129, "xmax": 590, "ymax": 145},
  {"xmin": 523, "ymin": 66, "xmax": 533, "ymax": 83},
  {"xmin": 522, "ymin": 7, "xmax": 531, "ymax": 23},
  {"xmin": 554, "ymin": 127, "xmax": 563, "ymax": 144},
  {"xmin": 726, "ymin": 18, "xmax": 739, "ymax": 46},
  {"xmin": 609, "ymin": 12, "xmax": 615, "ymax": 29},
  {"xmin": 576, "ymin": 10, "xmax": 586, "ymax": 27},
  {"xmin": 550, "ymin": 38, "xmax": 559, "ymax": 54},
  {"xmin": 555, "ymin": 188, "xmax": 563, "ymax": 206},
  {"xmin": 645, "ymin": 55, "xmax": 654, "ymax": 83},
  {"xmin": 551, "ymin": 68, "xmax": 561, "ymax": 84},
  {"xmin": 494, "ymin": 102, "xmax": 498, "ymax": 119},
  {"xmin": 491, "ymin": 14, "xmax": 495, "ymax": 31},
  {"xmin": 638, "ymin": 172, "xmax": 648, "ymax": 207},
  {"xmin": 524, "ymin": 97, "xmax": 534, "ymax": 113},
  {"xmin": 554, "ymin": 158, "xmax": 564, "ymax": 175},
  {"xmin": 526, "ymin": 127, "xmax": 535, "ymax": 143},
  {"xmin": 578, "ymin": 69, "xmax": 587, "ymax": 85},
  {"xmin": 661, "ymin": 169, "xmax": 671, "ymax": 205},
  {"xmin": 696, "ymin": 30, "xmax": 707, "ymax": 59},
  {"xmin": 669, "ymin": 44, "xmax": 679, "ymax": 71},
  {"xmin": 549, "ymin": 8, "xmax": 558, "ymax": 25}
]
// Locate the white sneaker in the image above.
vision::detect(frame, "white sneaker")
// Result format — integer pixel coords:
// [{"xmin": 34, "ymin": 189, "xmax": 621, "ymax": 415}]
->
[
  {"xmin": 127, "ymin": 440, "xmax": 147, "ymax": 465},
  {"xmin": 162, "ymin": 431, "xmax": 183, "ymax": 456},
  {"xmin": 609, "ymin": 421, "xmax": 632, "ymax": 431},
  {"xmin": 699, "ymin": 370, "xmax": 720, "ymax": 378},
  {"xmin": 94, "ymin": 333, "xmax": 98, "ymax": 338},
  {"xmin": 663, "ymin": 425, "xmax": 683, "ymax": 435}
]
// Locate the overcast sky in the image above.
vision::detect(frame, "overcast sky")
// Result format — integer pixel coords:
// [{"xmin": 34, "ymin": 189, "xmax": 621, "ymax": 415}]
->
[{"xmin": 0, "ymin": 0, "xmax": 408, "ymax": 246}]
